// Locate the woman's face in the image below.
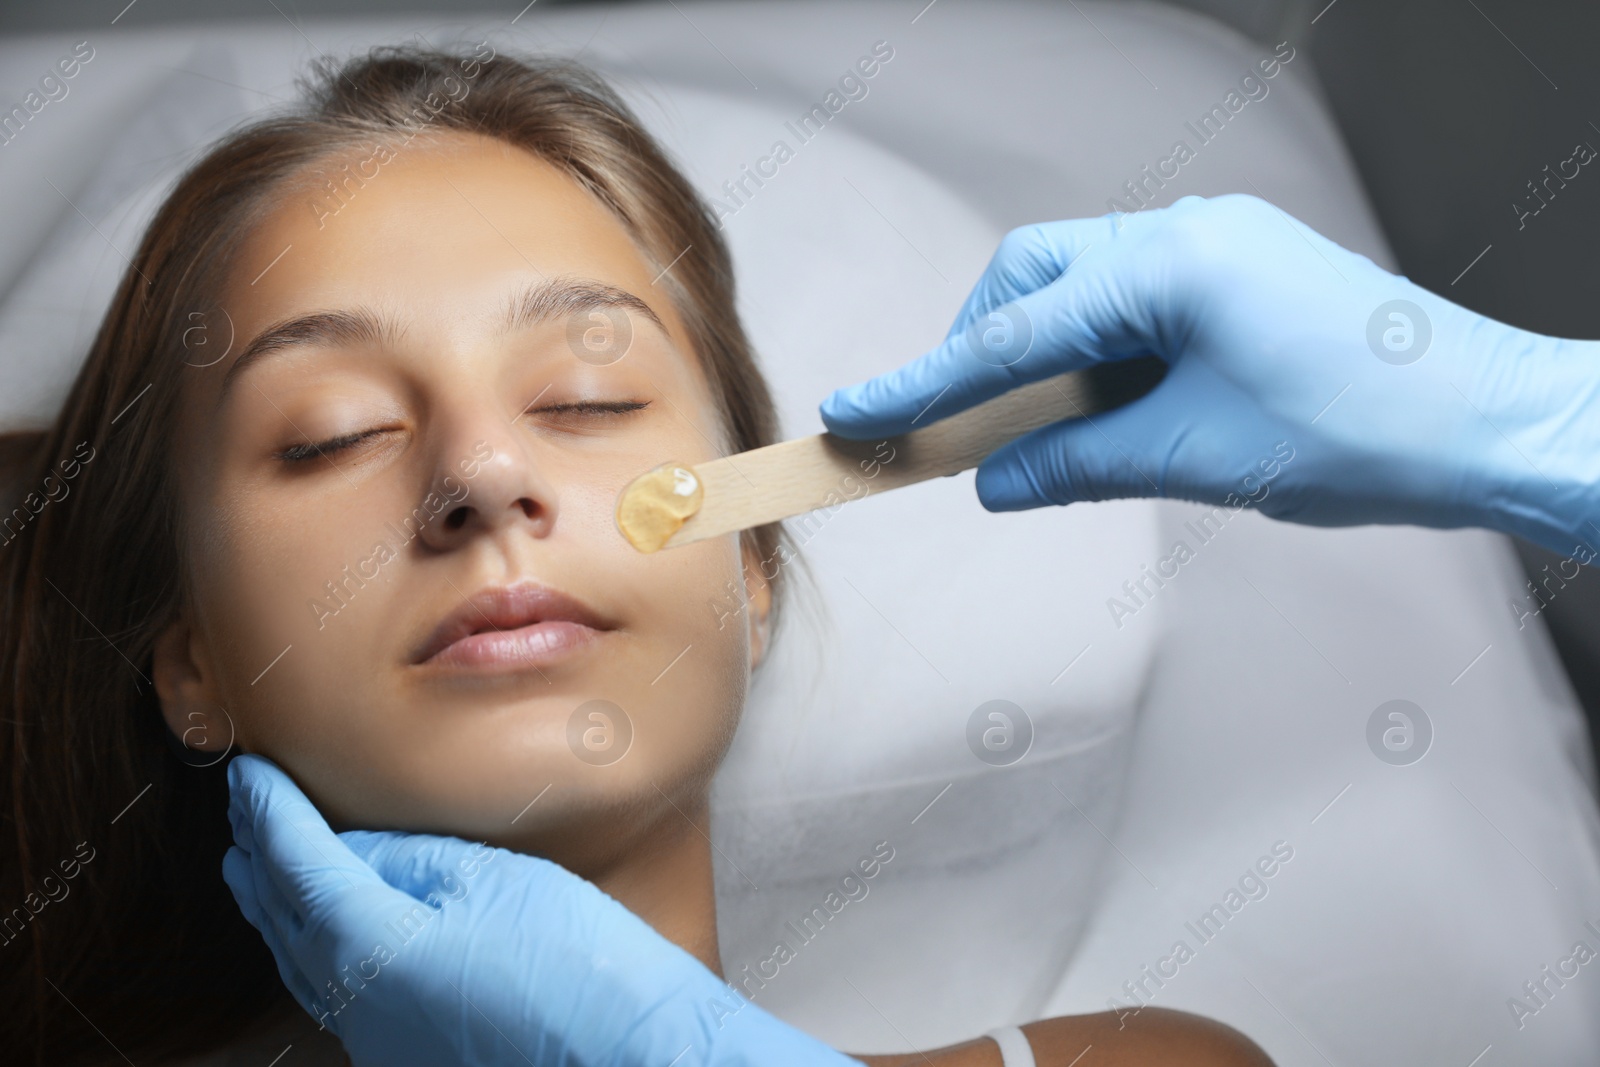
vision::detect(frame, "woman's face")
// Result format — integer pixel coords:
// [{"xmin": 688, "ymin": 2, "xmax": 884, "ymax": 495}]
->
[{"xmin": 154, "ymin": 131, "xmax": 769, "ymax": 871}]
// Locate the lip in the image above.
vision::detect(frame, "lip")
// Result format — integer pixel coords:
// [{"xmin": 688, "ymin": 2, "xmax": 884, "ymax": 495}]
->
[{"xmin": 413, "ymin": 579, "xmax": 616, "ymax": 671}]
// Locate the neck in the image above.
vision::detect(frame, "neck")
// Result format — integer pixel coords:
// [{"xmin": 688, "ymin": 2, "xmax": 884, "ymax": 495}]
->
[
  {"xmin": 511, "ymin": 786, "xmax": 723, "ymax": 977},
  {"xmin": 591, "ymin": 791, "xmax": 722, "ymax": 975}
]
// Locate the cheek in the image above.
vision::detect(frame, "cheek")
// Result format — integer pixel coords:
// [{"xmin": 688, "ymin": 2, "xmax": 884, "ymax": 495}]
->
[
  {"xmin": 614, "ymin": 530, "xmax": 751, "ymax": 687},
  {"xmin": 594, "ymin": 528, "xmax": 752, "ymax": 778},
  {"xmin": 191, "ymin": 491, "xmax": 397, "ymax": 751}
]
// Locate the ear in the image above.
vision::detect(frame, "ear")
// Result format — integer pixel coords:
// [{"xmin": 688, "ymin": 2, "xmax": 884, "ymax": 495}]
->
[
  {"xmin": 740, "ymin": 543, "xmax": 774, "ymax": 670},
  {"xmin": 151, "ymin": 608, "xmax": 237, "ymax": 755}
]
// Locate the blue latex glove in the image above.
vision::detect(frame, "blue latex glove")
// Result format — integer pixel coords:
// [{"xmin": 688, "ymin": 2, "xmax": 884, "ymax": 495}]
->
[
  {"xmin": 820, "ymin": 193, "xmax": 1600, "ymax": 559},
  {"xmin": 223, "ymin": 754, "xmax": 863, "ymax": 1067}
]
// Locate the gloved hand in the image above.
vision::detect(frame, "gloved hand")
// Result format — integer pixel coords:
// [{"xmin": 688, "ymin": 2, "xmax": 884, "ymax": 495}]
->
[
  {"xmin": 223, "ymin": 753, "xmax": 862, "ymax": 1067},
  {"xmin": 819, "ymin": 193, "xmax": 1600, "ymax": 559}
]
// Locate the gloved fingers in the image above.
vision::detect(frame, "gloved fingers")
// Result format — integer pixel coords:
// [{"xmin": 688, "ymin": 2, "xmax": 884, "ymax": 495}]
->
[
  {"xmin": 223, "ymin": 811, "xmax": 305, "ymax": 949},
  {"xmin": 226, "ymin": 834, "xmax": 330, "ymax": 1010},
  {"xmin": 942, "ymin": 216, "xmax": 1123, "ymax": 343},
  {"xmin": 340, "ymin": 829, "xmax": 498, "ymax": 906},
  {"xmin": 975, "ymin": 407, "xmax": 1162, "ymax": 511},
  {"xmin": 227, "ymin": 754, "xmax": 403, "ymax": 932},
  {"xmin": 972, "ymin": 366, "xmax": 1208, "ymax": 510},
  {"xmin": 223, "ymin": 844, "xmax": 325, "ymax": 1020},
  {"xmin": 973, "ymin": 358, "xmax": 1295, "ymax": 510},
  {"xmin": 222, "ymin": 842, "xmax": 269, "ymax": 932},
  {"xmin": 820, "ymin": 217, "xmax": 1115, "ymax": 442},
  {"xmin": 820, "ymin": 223, "xmax": 1166, "ymax": 441},
  {"xmin": 818, "ymin": 322, "xmax": 1025, "ymax": 439}
]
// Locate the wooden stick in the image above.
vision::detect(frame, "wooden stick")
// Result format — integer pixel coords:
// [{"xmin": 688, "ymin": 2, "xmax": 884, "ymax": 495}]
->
[{"xmin": 627, "ymin": 356, "xmax": 1167, "ymax": 551}]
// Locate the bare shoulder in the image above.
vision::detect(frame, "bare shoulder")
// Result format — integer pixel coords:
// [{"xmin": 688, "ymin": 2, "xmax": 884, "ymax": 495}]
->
[
  {"xmin": 851, "ymin": 1007, "xmax": 1273, "ymax": 1067},
  {"xmin": 1021, "ymin": 1007, "xmax": 1274, "ymax": 1066}
]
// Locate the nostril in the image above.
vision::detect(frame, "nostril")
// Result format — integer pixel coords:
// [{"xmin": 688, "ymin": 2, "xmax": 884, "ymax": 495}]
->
[{"xmin": 444, "ymin": 506, "xmax": 470, "ymax": 531}]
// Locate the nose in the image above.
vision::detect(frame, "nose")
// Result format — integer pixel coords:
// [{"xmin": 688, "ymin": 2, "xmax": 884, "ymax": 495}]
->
[{"xmin": 416, "ymin": 410, "xmax": 558, "ymax": 551}]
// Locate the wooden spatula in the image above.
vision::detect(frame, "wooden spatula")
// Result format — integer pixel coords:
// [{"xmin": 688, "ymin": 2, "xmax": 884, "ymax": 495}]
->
[{"xmin": 615, "ymin": 356, "xmax": 1167, "ymax": 552}]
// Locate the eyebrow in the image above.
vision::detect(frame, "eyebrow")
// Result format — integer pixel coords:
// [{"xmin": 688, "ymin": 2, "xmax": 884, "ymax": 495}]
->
[{"xmin": 216, "ymin": 276, "xmax": 666, "ymax": 406}]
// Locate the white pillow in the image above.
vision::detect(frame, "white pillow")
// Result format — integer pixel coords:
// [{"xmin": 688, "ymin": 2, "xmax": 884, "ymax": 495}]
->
[
  {"xmin": 0, "ymin": 41, "xmax": 247, "ymax": 431},
  {"xmin": 1042, "ymin": 513, "xmax": 1600, "ymax": 1065}
]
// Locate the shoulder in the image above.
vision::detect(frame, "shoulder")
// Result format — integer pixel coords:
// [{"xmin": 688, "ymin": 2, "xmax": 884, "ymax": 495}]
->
[
  {"xmin": 1021, "ymin": 1007, "xmax": 1274, "ymax": 1066},
  {"xmin": 850, "ymin": 1007, "xmax": 1273, "ymax": 1067}
]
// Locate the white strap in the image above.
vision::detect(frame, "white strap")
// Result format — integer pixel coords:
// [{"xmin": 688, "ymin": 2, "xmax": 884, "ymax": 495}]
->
[{"xmin": 984, "ymin": 1025, "xmax": 1036, "ymax": 1067}]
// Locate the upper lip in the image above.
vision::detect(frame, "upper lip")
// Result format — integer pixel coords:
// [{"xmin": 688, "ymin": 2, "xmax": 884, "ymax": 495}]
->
[{"xmin": 413, "ymin": 579, "xmax": 615, "ymax": 664}]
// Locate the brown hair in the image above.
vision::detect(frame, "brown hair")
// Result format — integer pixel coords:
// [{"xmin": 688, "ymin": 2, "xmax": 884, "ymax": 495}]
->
[{"xmin": 0, "ymin": 42, "xmax": 794, "ymax": 1065}]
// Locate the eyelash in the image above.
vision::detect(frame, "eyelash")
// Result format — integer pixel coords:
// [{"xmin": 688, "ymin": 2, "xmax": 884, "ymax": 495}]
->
[
  {"xmin": 276, "ymin": 429, "xmax": 374, "ymax": 464},
  {"xmin": 275, "ymin": 400, "xmax": 651, "ymax": 464}
]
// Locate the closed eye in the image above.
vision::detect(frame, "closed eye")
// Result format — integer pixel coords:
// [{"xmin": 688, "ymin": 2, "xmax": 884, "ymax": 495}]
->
[
  {"xmin": 275, "ymin": 400, "xmax": 650, "ymax": 464},
  {"xmin": 275, "ymin": 428, "xmax": 384, "ymax": 464},
  {"xmin": 523, "ymin": 399, "xmax": 651, "ymax": 420}
]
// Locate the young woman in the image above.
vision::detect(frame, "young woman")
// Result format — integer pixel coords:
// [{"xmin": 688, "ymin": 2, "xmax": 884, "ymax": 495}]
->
[{"xmin": 0, "ymin": 42, "xmax": 1272, "ymax": 1067}]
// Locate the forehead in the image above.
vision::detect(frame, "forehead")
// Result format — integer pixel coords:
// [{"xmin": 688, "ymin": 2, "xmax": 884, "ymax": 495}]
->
[{"xmin": 222, "ymin": 130, "xmax": 683, "ymax": 341}]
